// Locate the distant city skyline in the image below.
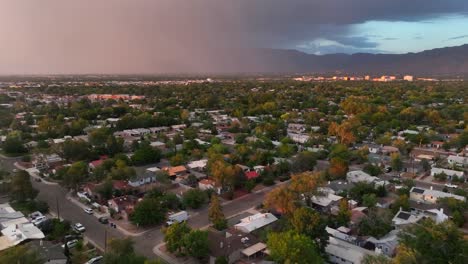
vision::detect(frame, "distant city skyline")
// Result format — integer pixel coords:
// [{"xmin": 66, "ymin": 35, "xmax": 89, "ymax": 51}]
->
[{"xmin": 1, "ymin": 0, "xmax": 468, "ymax": 74}]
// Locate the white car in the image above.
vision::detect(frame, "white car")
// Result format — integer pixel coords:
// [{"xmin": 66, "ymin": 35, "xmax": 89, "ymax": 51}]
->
[
  {"xmin": 445, "ymin": 183, "xmax": 458, "ymax": 189},
  {"xmin": 32, "ymin": 216, "xmax": 47, "ymax": 226},
  {"xmin": 84, "ymin": 207, "xmax": 93, "ymax": 214},
  {"xmin": 85, "ymin": 256, "xmax": 103, "ymax": 264},
  {"xmin": 73, "ymin": 223, "xmax": 86, "ymax": 233},
  {"xmin": 62, "ymin": 239, "xmax": 78, "ymax": 249}
]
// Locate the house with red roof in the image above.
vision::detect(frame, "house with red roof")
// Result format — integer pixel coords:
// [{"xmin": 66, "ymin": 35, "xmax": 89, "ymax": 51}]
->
[
  {"xmin": 88, "ymin": 155, "xmax": 108, "ymax": 170},
  {"xmin": 245, "ymin": 171, "xmax": 259, "ymax": 180}
]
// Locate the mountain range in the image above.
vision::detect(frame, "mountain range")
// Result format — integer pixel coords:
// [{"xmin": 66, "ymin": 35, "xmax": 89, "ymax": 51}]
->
[{"xmin": 228, "ymin": 44, "xmax": 468, "ymax": 75}]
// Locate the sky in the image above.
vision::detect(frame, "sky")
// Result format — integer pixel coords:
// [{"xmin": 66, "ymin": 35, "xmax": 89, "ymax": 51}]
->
[{"xmin": 1, "ymin": 0, "xmax": 468, "ymax": 74}]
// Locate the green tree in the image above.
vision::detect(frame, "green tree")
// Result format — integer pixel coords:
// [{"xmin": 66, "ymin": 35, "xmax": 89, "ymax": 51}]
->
[
  {"xmin": 399, "ymin": 219, "xmax": 468, "ymax": 264},
  {"xmin": 104, "ymin": 238, "xmax": 146, "ymax": 264},
  {"xmin": 130, "ymin": 198, "xmax": 167, "ymax": 227},
  {"xmin": 362, "ymin": 193, "xmax": 377, "ymax": 208},
  {"xmin": 131, "ymin": 141, "xmax": 161, "ymax": 166},
  {"xmin": 183, "ymin": 230, "xmax": 209, "ymax": 260},
  {"xmin": 289, "ymin": 207, "xmax": 328, "ymax": 252},
  {"xmin": 267, "ymin": 231, "xmax": 323, "ymax": 264},
  {"xmin": 0, "ymin": 245, "xmax": 43, "ymax": 264},
  {"xmin": 290, "ymin": 151, "xmax": 317, "ymax": 173},
  {"xmin": 183, "ymin": 189, "xmax": 207, "ymax": 209},
  {"xmin": 164, "ymin": 222, "xmax": 191, "ymax": 254},
  {"xmin": 336, "ymin": 199, "xmax": 351, "ymax": 226},
  {"xmin": 208, "ymin": 194, "xmax": 227, "ymax": 230},
  {"xmin": 392, "ymin": 195, "xmax": 410, "ymax": 214},
  {"xmin": 362, "ymin": 254, "xmax": 392, "ymax": 264},
  {"xmin": 391, "ymin": 153, "xmax": 403, "ymax": 172},
  {"xmin": 64, "ymin": 161, "xmax": 88, "ymax": 190},
  {"xmin": 10, "ymin": 170, "xmax": 38, "ymax": 202},
  {"xmin": 3, "ymin": 132, "xmax": 27, "ymax": 155}
]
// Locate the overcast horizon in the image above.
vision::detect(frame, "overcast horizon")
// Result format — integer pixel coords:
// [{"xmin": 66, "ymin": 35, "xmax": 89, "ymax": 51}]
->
[{"xmin": 1, "ymin": 0, "xmax": 468, "ymax": 74}]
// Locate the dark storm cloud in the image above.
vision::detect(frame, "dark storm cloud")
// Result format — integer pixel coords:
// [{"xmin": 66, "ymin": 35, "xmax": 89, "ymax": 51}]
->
[
  {"xmin": 0, "ymin": 0, "xmax": 467, "ymax": 74},
  {"xmin": 447, "ymin": 35, "xmax": 468, "ymax": 40}
]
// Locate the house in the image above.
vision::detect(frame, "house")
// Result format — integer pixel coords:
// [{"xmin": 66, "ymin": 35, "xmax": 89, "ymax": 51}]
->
[
  {"xmin": 0, "ymin": 203, "xmax": 28, "ymax": 229},
  {"xmin": 350, "ymin": 207, "xmax": 367, "ymax": 227},
  {"xmin": 367, "ymin": 144, "xmax": 381, "ymax": 154},
  {"xmin": 392, "ymin": 206, "xmax": 449, "ymax": 229},
  {"xmin": 311, "ymin": 191, "xmax": 343, "ymax": 213},
  {"xmin": 0, "ymin": 223, "xmax": 45, "ymax": 251},
  {"xmin": 88, "ymin": 155, "xmax": 108, "ymax": 170},
  {"xmin": 28, "ymin": 240, "xmax": 67, "ymax": 264},
  {"xmin": 409, "ymin": 187, "xmax": 466, "ymax": 204},
  {"xmin": 32, "ymin": 154, "xmax": 63, "ymax": 171},
  {"xmin": 198, "ymin": 179, "xmax": 221, "ymax": 194},
  {"xmin": 326, "ymin": 236, "xmax": 379, "ymax": 264},
  {"xmin": 245, "ymin": 171, "xmax": 260, "ymax": 180},
  {"xmin": 392, "ymin": 208, "xmax": 425, "ymax": 228},
  {"xmin": 447, "ymin": 155, "xmax": 468, "ymax": 167},
  {"xmin": 108, "ymin": 195, "xmax": 138, "ymax": 220},
  {"xmin": 430, "ymin": 167, "xmax": 464, "ymax": 180},
  {"xmin": 234, "ymin": 213, "xmax": 278, "ymax": 233},
  {"xmin": 187, "ymin": 159, "xmax": 208, "ymax": 171},
  {"xmin": 129, "ymin": 170, "xmax": 157, "ymax": 187},
  {"xmin": 347, "ymin": 170, "xmax": 379, "ymax": 184},
  {"xmin": 113, "ymin": 180, "xmax": 131, "ymax": 192},
  {"xmin": 163, "ymin": 166, "xmax": 188, "ymax": 179},
  {"xmin": 287, "ymin": 132, "xmax": 310, "ymax": 144},
  {"xmin": 208, "ymin": 227, "xmax": 260, "ymax": 264},
  {"xmin": 381, "ymin": 146, "xmax": 399, "ymax": 156},
  {"xmin": 365, "ymin": 230, "xmax": 399, "ymax": 257}
]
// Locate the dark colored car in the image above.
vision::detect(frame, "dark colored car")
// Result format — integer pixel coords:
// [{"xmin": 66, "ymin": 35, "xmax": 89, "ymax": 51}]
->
[{"xmin": 98, "ymin": 217, "xmax": 109, "ymax": 224}]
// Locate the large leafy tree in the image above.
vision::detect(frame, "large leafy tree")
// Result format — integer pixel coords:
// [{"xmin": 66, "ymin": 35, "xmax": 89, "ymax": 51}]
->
[
  {"xmin": 130, "ymin": 198, "xmax": 167, "ymax": 227},
  {"xmin": 398, "ymin": 219, "xmax": 468, "ymax": 264},
  {"xmin": 64, "ymin": 161, "xmax": 88, "ymax": 190},
  {"xmin": 0, "ymin": 245, "xmax": 43, "ymax": 264},
  {"xmin": 164, "ymin": 222, "xmax": 191, "ymax": 254},
  {"xmin": 264, "ymin": 185, "xmax": 298, "ymax": 215},
  {"xmin": 182, "ymin": 189, "xmax": 207, "ymax": 209},
  {"xmin": 289, "ymin": 207, "xmax": 328, "ymax": 252},
  {"xmin": 208, "ymin": 194, "xmax": 227, "ymax": 230},
  {"xmin": 104, "ymin": 238, "xmax": 147, "ymax": 264},
  {"xmin": 267, "ymin": 231, "xmax": 323, "ymax": 264},
  {"xmin": 10, "ymin": 170, "xmax": 38, "ymax": 202},
  {"xmin": 183, "ymin": 230, "xmax": 210, "ymax": 260}
]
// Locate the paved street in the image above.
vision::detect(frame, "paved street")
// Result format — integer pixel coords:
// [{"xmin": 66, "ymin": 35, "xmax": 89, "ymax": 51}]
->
[{"xmin": 31, "ymin": 175, "xmax": 270, "ymax": 260}]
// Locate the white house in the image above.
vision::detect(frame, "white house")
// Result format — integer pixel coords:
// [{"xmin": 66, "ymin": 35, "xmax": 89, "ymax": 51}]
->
[
  {"xmin": 326, "ymin": 237, "xmax": 379, "ymax": 264},
  {"xmin": 409, "ymin": 187, "xmax": 466, "ymax": 204},
  {"xmin": 187, "ymin": 159, "xmax": 208, "ymax": 171},
  {"xmin": 447, "ymin": 155, "xmax": 468, "ymax": 167},
  {"xmin": 234, "ymin": 213, "xmax": 278, "ymax": 233},
  {"xmin": 430, "ymin": 167, "xmax": 464, "ymax": 180},
  {"xmin": 346, "ymin": 170, "xmax": 379, "ymax": 184},
  {"xmin": 366, "ymin": 230, "xmax": 399, "ymax": 257}
]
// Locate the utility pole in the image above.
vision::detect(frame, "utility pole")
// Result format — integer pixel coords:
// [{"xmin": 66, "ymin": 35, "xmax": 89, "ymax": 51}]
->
[
  {"xmin": 104, "ymin": 229, "xmax": 107, "ymax": 253},
  {"xmin": 56, "ymin": 196, "xmax": 60, "ymax": 220}
]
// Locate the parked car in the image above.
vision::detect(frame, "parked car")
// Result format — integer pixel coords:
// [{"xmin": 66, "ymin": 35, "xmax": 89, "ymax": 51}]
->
[
  {"xmin": 73, "ymin": 223, "xmax": 86, "ymax": 233},
  {"xmin": 32, "ymin": 216, "xmax": 47, "ymax": 226},
  {"xmin": 84, "ymin": 207, "xmax": 93, "ymax": 214},
  {"xmin": 85, "ymin": 256, "xmax": 103, "ymax": 264},
  {"xmin": 29, "ymin": 211, "xmax": 43, "ymax": 221},
  {"xmin": 445, "ymin": 183, "xmax": 458, "ymax": 189},
  {"xmin": 98, "ymin": 217, "xmax": 109, "ymax": 224},
  {"xmin": 64, "ymin": 234, "xmax": 81, "ymax": 242},
  {"xmin": 62, "ymin": 239, "xmax": 78, "ymax": 249}
]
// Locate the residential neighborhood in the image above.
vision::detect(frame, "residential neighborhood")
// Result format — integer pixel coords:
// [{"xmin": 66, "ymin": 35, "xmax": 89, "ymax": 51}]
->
[{"xmin": 0, "ymin": 76, "xmax": 467, "ymax": 264}]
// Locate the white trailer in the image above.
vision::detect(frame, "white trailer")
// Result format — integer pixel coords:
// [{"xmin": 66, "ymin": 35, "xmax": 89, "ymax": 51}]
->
[{"xmin": 166, "ymin": 211, "xmax": 189, "ymax": 226}]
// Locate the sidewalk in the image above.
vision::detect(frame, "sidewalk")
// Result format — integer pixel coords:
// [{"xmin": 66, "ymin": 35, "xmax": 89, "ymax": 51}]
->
[
  {"xmin": 14, "ymin": 162, "xmax": 58, "ymax": 185},
  {"xmin": 153, "ymin": 243, "xmax": 198, "ymax": 264},
  {"xmin": 66, "ymin": 193, "xmax": 153, "ymax": 237}
]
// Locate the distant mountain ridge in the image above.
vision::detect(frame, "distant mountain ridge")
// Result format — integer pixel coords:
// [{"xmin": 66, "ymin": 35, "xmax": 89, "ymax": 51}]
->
[{"xmin": 238, "ymin": 44, "xmax": 468, "ymax": 75}]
